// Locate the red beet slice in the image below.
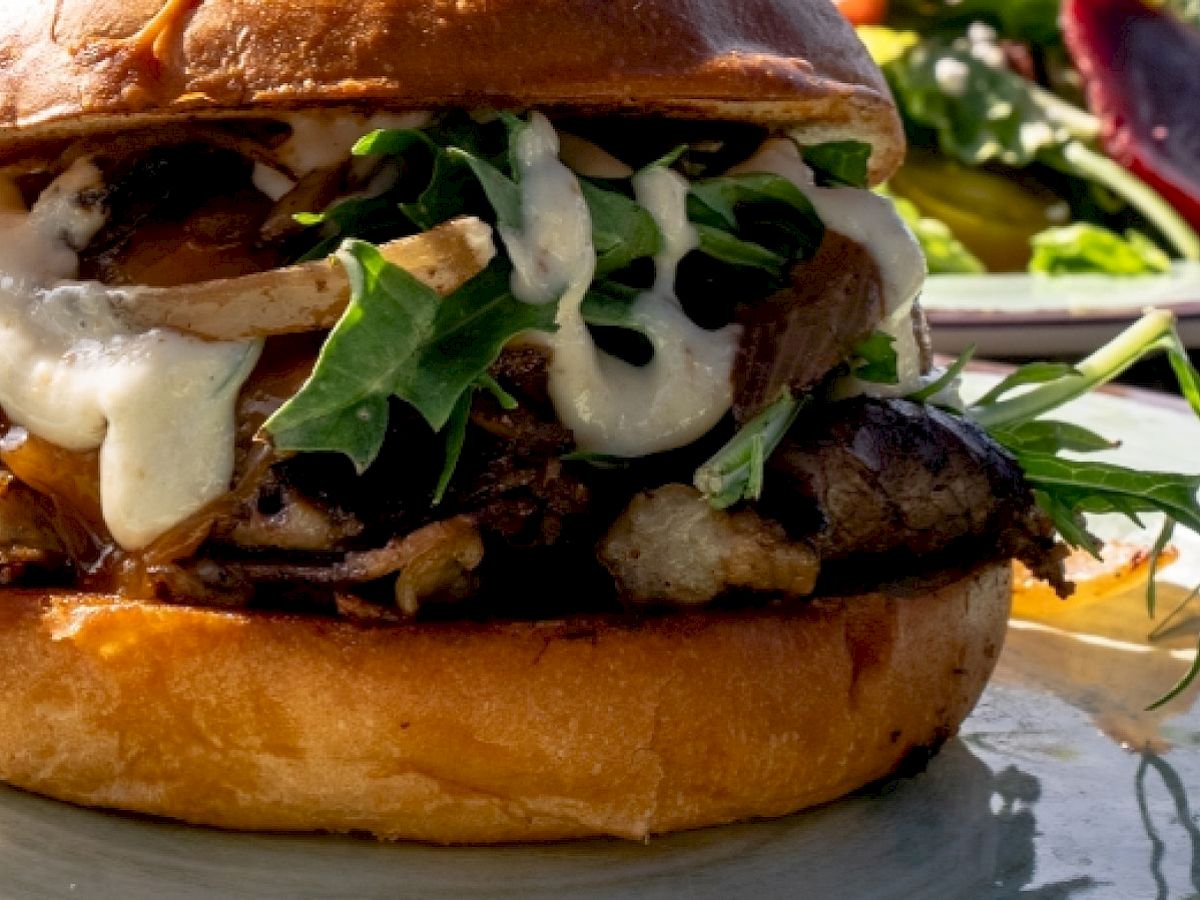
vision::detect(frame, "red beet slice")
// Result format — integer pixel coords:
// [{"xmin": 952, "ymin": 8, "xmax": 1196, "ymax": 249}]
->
[{"xmin": 1063, "ymin": 0, "xmax": 1200, "ymax": 229}]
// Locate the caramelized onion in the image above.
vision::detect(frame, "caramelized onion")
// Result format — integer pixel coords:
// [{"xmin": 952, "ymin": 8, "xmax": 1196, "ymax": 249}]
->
[{"xmin": 109, "ymin": 216, "xmax": 495, "ymax": 340}]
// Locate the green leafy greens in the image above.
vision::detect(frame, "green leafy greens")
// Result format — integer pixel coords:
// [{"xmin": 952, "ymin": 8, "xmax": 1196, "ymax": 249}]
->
[
  {"xmin": 263, "ymin": 244, "xmax": 557, "ymax": 473},
  {"xmin": 1029, "ymin": 224, "xmax": 1172, "ymax": 277},
  {"xmin": 802, "ymin": 141, "xmax": 872, "ymax": 189},
  {"xmin": 884, "ymin": 0, "xmax": 1062, "ymax": 46},
  {"xmin": 876, "ymin": 29, "xmax": 1200, "ymax": 263},
  {"xmin": 959, "ymin": 310, "xmax": 1200, "ymax": 708},
  {"xmin": 694, "ymin": 392, "xmax": 806, "ymax": 509},
  {"xmin": 275, "ymin": 114, "xmax": 839, "ymax": 494},
  {"xmin": 850, "ymin": 332, "xmax": 901, "ymax": 385}
]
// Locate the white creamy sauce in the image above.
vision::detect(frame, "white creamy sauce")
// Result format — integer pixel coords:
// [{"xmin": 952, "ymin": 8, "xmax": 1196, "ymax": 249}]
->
[
  {"xmin": 502, "ymin": 115, "xmax": 737, "ymax": 457},
  {"xmin": 276, "ymin": 111, "xmax": 433, "ymax": 177},
  {"xmin": 0, "ymin": 159, "xmax": 107, "ymax": 282},
  {"xmin": 253, "ymin": 110, "xmax": 434, "ymax": 200},
  {"xmin": 0, "ymin": 161, "xmax": 261, "ymax": 550},
  {"xmin": 500, "ymin": 114, "xmax": 595, "ymax": 307},
  {"xmin": 729, "ymin": 139, "xmax": 928, "ymax": 396}
]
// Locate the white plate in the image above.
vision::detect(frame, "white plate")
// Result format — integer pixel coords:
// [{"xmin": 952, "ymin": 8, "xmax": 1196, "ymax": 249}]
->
[
  {"xmin": 1, "ymin": 377, "xmax": 1198, "ymax": 899},
  {"xmin": 922, "ymin": 264, "xmax": 1200, "ymax": 357}
]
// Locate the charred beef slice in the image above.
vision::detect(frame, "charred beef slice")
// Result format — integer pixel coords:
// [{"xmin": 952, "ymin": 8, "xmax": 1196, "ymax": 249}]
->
[
  {"xmin": 733, "ymin": 230, "xmax": 885, "ymax": 421},
  {"xmin": 762, "ymin": 398, "xmax": 1065, "ymax": 589}
]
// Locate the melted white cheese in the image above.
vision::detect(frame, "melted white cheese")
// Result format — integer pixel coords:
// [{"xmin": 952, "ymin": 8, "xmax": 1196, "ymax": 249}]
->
[
  {"xmin": 729, "ymin": 139, "xmax": 928, "ymax": 396},
  {"xmin": 0, "ymin": 162, "xmax": 261, "ymax": 550},
  {"xmin": 502, "ymin": 115, "xmax": 737, "ymax": 456}
]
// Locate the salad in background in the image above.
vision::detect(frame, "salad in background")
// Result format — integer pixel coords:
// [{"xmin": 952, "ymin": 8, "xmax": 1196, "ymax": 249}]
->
[{"xmin": 836, "ymin": 0, "xmax": 1200, "ymax": 277}]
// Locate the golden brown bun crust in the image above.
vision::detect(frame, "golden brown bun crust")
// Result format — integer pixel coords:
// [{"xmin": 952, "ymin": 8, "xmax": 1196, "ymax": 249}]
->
[
  {"xmin": 0, "ymin": 0, "xmax": 902, "ymax": 181},
  {"xmin": 0, "ymin": 561, "xmax": 1009, "ymax": 842}
]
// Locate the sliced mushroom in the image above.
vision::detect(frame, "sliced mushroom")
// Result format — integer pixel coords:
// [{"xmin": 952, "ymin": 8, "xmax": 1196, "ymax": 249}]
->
[{"xmin": 109, "ymin": 216, "xmax": 495, "ymax": 340}]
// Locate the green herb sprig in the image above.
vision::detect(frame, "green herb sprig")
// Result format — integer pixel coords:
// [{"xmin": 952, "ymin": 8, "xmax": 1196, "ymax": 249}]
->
[{"xmin": 958, "ymin": 309, "xmax": 1200, "ymax": 708}]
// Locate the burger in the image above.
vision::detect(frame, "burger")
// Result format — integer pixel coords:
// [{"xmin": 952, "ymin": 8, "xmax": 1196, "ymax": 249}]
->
[{"xmin": 0, "ymin": 0, "xmax": 1072, "ymax": 842}]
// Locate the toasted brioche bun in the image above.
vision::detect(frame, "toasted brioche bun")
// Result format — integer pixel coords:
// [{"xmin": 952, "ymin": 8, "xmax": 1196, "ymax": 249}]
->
[
  {"xmin": 0, "ymin": 0, "xmax": 903, "ymax": 182},
  {"xmin": 0, "ymin": 560, "xmax": 1009, "ymax": 843}
]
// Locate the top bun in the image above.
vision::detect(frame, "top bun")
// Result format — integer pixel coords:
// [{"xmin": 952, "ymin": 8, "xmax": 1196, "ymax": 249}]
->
[{"xmin": 0, "ymin": 0, "xmax": 903, "ymax": 182}]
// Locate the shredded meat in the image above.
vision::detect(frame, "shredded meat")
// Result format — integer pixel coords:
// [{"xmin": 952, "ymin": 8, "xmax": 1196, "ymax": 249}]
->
[
  {"xmin": 78, "ymin": 141, "xmax": 283, "ymax": 286},
  {"xmin": 155, "ymin": 517, "xmax": 484, "ymax": 616},
  {"xmin": 0, "ymin": 471, "xmax": 66, "ymax": 584},
  {"xmin": 599, "ymin": 484, "xmax": 819, "ymax": 606},
  {"xmin": 733, "ymin": 230, "xmax": 885, "ymax": 421},
  {"xmin": 213, "ymin": 473, "xmax": 364, "ymax": 552}
]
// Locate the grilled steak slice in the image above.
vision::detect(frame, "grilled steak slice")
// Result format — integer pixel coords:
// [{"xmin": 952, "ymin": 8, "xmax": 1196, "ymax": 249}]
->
[
  {"xmin": 764, "ymin": 398, "xmax": 1066, "ymax": 589},
  {"xmin": 733, "ymin": 230, "xmax": 885, "ymax": 421}
]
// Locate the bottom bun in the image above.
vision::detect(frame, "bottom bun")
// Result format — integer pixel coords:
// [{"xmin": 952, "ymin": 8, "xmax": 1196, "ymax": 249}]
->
[{"xmin": 0, "ymin": 560, "xmax": 1010, "ymax": 843}]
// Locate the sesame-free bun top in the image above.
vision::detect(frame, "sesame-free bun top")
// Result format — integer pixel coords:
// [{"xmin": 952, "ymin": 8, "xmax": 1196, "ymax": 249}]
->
[{"xmin": 0, "ymin": 0, "xmax": 903, "ymax": 182}]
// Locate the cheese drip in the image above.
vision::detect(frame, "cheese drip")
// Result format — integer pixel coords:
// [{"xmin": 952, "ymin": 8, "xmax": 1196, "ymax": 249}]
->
[
  {"xmin": 0, "ymin": 160, "xmax": 261, "ymax": 550},
  {"xmin": 730, "ymin": 139, "xmax": 928, "ymax": 395},
  {"xmin": 503, "ymin": 114, "xmax": 737, "ymax": 457}
]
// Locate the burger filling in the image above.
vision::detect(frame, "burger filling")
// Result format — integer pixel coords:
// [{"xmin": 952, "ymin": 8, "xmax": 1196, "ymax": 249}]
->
[{"xmin": 0, "ymin": 110, "xmax": 1065, "ymax": 617}]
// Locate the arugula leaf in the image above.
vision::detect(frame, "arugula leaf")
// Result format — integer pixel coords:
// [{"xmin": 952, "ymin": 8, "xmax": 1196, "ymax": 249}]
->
[
  {"xmin": 399, "ymin": 261, "xmax": 558, "ymax": 429},
  {"xmin": 475, "ymin": 373, "xmax": 518, "ymax": 410},
  {"xmin": 1014, "ymin": 454, "xmax": 1200, "ymax": 535},
  {"xmin": 433, "ymin": 388, "xmax": 474, "ymax": 504},
  {"xmin": 878, "ymin": 185, "xmax": 986, "ymax": 274},
  {"xmin": 451, "ymin": 147, "xmax": 523, "ymax": 229},
  {"xmin": 802, "ymin": 141, "xmax": 872, "ymax": 189},
  {"xmin": 907, "ymin": 345, "xmax": 975, "ymax": 403},
  {"xmin": 694, "ymin": 224, "xmax": 788, "ymax": 273},
  {"xmin": 971, "ymin": 310, "xmax": 1200, "ymax": 429},
  {"xmin": 1029, "ymin": 224, "xmax": 1172, "ymax": 276},
  {"xmin": 579, "ymin": 180, "xmax": 662, "ymax": 278},
  {"xmin": 973, "ymin": 361, "xmax": 1079, "ymax": 407},
  {"xmin": 579, "ymin": 281, "xmax": 644, "ymax": 331},
  {"xmin": 352, "ymin": 127, "xmax": 437, "ymax": 160},
  {"xmin": 684, "ymin": 173, "xmax": 825, "ymax": 286},
  {"xmin": 1147, "ymin": 518, "xmax": 1176, "ymax": 619},
  {"xmin": 1146, "ymin": 651, "xmax": 1200, "ymax": 711},
  {"xmin": 694, "ymin": 392, "xmax": 805, "ymax": 509},
  {"xmin": 960, "ymin": 310, "xmax": 1200, "ymax": 707},
  {"xmin": 987, "ymin": 420, "xmax": 1119, "ymax": 455},
  {"xmin": 263, "ymin": 241, "xmax": 443, "ymax": 470},
  {"xmin": 263, "ymin": 243, "xmax": 556, "ymax": 471},
  {"xmin": 689, "ymin": 173, "xmax": 820, "ymax": 235},
  {"xmin": 850, "ymin": 332, "xmax": 900, "ymax": 385},
  {"xmin": 1032, "ymin": 488, "xmax": 1103, "ymax": 557}
]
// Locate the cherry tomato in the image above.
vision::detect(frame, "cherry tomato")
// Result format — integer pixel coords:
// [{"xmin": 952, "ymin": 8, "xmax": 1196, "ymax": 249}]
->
[
  {"xmin": 834, "ymin": 0, "xmax": 889, "ymax": 26},
  {"xmin": 890, "ymin": 151, "xmax": 1070, "ymax": 272}
]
